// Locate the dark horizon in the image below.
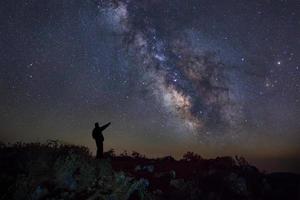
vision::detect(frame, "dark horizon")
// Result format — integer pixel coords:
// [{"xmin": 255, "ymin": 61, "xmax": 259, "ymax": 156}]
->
[{"xmin": 1, "ymin": 137, "xmax": 300, "ymax": 174}]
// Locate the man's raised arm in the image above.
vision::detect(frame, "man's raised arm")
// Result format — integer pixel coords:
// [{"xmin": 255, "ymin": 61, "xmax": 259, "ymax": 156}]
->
[{"xmin": 100, "ymin": 122, "xmax": 111, "ymax": 131}]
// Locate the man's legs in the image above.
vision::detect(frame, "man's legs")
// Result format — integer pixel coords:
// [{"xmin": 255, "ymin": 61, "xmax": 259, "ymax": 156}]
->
[{"xmin": 96, "ymin": 140, "xmax": 103, "ymax": 159}]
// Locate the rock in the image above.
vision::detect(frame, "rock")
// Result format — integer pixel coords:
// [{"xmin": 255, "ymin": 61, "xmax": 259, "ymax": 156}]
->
[
  {"xmin": 170, "ymin": 179, "xmax": 185, "ymax": 189},
  {"xmin": 31, "ymin": 185, "xmax": 49, "ymax": 200},
  {"xmin": 226, "ymin": 173, "xmax": 248, "ymax": 196},
  {"xmin": 170, "ymin": 170, "xmax": 176, "ymax": 179},
  {"xmin": 135, "ymin": 164, "xmax": 154, "ymax": 173},
  {"xmin": 190, "ymin": 188, "xmax": 202, "ymax": 200},
  {"xmin": 155, "ymin": 170, "xmax": 176, "ymax": 179},
  {"xmin": 134, "ymin": 165, "xmax": 141, "ymax": 172},
  {"xmin": 64, "ymin": 175, "xmax": 77, "ymax": 190},
  {"xmin": 143, "ymin": 165, "xmax": 154, "ymax": 173},
  {"xmin": 153, "ymin": 189, "xmax": 163, "ymax": 195}
]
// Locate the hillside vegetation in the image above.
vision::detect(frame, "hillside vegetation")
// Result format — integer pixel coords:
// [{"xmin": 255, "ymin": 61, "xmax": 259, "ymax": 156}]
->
[{"xmin": 0, "ymin": 141, "xmax": 299, "ymax": 200}]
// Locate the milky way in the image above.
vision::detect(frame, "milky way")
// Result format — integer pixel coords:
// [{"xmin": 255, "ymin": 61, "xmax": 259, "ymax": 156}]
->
[{"xmin": 99, "ymin": 0, "xmax": 244, "ymax": 135}]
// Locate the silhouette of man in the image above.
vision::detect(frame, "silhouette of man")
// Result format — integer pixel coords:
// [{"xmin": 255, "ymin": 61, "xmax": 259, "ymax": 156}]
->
[{"xmin": 92, "ymin": 122, "xmax": 111, "ymax": 159}]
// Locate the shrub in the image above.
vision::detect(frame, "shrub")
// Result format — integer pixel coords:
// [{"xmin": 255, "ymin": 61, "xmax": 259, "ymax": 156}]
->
[{"xmin": 182, "ymin": 151, "xmax": 203, "ymax": 162}]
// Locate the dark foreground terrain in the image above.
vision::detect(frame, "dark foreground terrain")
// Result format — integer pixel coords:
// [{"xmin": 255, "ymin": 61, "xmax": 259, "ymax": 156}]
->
[{"xmin": 0, "ymin": 141, "xmax": 299, "ymax": 200}]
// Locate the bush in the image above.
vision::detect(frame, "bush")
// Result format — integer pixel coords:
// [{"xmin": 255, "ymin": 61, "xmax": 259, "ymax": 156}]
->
[
  {"xmin": 0, "ymin": 141, "xmax": 153, "ymax": 200},
  {"xmin": 182, "ymin": 151, "xmax": 203, "ymax": 162}
]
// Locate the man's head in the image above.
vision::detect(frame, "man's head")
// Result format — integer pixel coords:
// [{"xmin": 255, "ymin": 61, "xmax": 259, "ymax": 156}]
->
[{"xmin": 95, "ymin": 122, "xmax": 99, "ymax": 127}]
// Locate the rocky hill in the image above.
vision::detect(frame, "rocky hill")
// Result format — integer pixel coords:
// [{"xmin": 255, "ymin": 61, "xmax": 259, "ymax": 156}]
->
[{"xmin": 0, "ymin": 141, "xmax": 299, "ymax": 200}]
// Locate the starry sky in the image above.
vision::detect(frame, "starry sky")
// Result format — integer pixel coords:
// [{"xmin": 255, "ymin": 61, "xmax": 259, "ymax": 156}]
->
[{"xmin": 0, "ymin": 0, "xmax": 299, "ymax": 172}]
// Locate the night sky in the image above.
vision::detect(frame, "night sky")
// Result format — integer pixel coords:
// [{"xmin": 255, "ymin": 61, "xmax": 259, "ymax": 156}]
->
[{"xmin": 0, "ymin": 0, "xmax": 299, "ymax": 172}]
